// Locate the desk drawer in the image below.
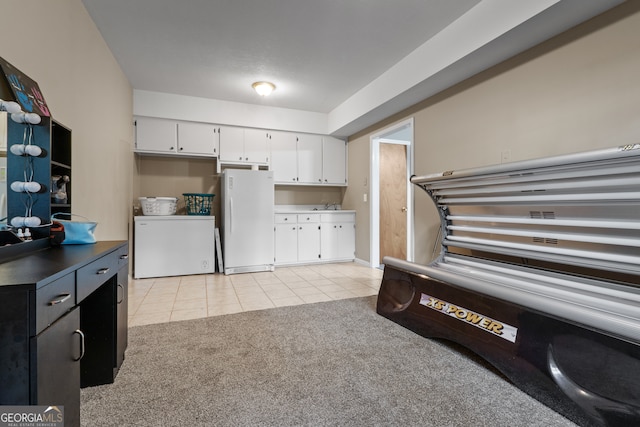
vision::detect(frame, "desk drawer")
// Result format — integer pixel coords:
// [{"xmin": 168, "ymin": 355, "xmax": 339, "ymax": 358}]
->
[
  {"xmin": 36, "ymin": 272, "xmax": 76, "ymax": 335},
  {"xmin": 275, "ymin": 214, "xmax": 296, "ymax": 224},
  {"xmin": 297, "ymin": 214, "xmax": 320, "ymax": 223},
  {"xmin": 77, "ymin": 251, "xmax": 118, "ymax": 302},
  {"xmin": 116, "ymin": 244, "xmax": 129, "ymax": 268},
  {"xmin": 320, "ymin": 213, "xmax": 355, "ymax": 223}
]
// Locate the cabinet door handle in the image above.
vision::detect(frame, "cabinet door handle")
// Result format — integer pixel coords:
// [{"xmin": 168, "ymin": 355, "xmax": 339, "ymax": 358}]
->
[
  {"xmin": 74, "ymin": 329, "xmax": 85, "ymax": 361},
  {"xmin": 48, "ymin": 293, "xmax": 71, "ymax": 306},
  {"xmin": 96, "ymin": 267, "xmax": 110, "ymax": 275},
  {"xmin": 117, "ymin": 283, "xmax": 125, "ymax": 304},
  {"xmin": 119, "ymin": 254, "xmax": 129, "ymax": 260}
]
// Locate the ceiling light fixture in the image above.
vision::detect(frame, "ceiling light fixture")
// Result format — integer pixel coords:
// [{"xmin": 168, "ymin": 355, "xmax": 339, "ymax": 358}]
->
[{"xmin": 252, "ymin": 81, "xmax": 275, "ymax": 97}]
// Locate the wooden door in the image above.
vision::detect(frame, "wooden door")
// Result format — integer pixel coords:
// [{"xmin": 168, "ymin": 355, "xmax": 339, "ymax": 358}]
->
[{"xmin": 379, "ymin": 143, "xmax": 407, "ymax": 262}]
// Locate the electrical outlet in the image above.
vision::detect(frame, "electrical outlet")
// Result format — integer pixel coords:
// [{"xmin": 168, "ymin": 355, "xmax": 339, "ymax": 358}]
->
[
  {"xmin": 202, "ymin": 260, "xmax": 209, "ymax": 270},
  {"xmin": 363, "ymin": 193, "xmax": 368, "ymax": 203}
]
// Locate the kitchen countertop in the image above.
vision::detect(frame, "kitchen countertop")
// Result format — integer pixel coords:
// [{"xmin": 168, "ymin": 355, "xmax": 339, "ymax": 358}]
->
[{"xmin": 275, "ymin": 209, "xmax": 355, "ymax": 214}]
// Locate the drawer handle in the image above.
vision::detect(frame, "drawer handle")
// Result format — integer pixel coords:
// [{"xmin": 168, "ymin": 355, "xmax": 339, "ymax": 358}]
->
[
  {"xmin": 74, "ymin": 329, "xmax": 85, "ymax": 361},
  {"xmin": 119, "ymin": 254, "xmax": 129, "ymax": 260},
  {"xmin": 96, "ymin": 267, "xmax": 110, "ymax": 275},
  {"xmin": 117, "ymin": 283, "xmax": 125, "ymax": 304},
  {"xmin": 48, "ymin": 293, "xmax": 71, "ymax": 306}
]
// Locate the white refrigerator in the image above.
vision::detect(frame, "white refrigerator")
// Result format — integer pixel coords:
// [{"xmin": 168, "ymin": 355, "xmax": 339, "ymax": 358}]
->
[
  {"xmin": 221, "ymin": 169, "xmax": 274, "ymax": 275},
  {"xmin": 134, "ymin": 215, "xmax": 216, "ymax": 278}
]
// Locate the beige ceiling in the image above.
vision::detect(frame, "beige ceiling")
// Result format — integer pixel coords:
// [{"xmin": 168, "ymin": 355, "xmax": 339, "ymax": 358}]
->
[{"xmin": 81, "ymin": 0, "xmax": 625, "ymax": 136}]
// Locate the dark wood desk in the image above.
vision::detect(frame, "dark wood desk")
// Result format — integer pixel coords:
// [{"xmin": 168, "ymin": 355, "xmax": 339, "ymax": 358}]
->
[{"xmin": 0, "ymin": 241, "xmax": 129, "ymax": 427}]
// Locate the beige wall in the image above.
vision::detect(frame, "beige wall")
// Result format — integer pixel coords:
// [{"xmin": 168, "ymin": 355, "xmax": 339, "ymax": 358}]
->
[
  {"xmin": 343, "ymin": 135, "xmax": 371, "ymax": 262},
  {"xmin": 135, "ymin": 157, "xmax": 220, "ymax": 217},
  {"xmin": 1, "ymin": 0, "xmax": 133, "ymax": 240},
  {"xmin": 347, "ymin": 2, "xmax": 640, "ymax": 264}
]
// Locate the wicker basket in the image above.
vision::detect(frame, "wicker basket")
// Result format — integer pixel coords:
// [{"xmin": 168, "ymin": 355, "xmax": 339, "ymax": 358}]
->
[
  {"xmin": 183, "ymin": 193, "xmax": 214, "ymax": 215},
  {"xmin": 139, "ymin": 197, "xmax": 178, "ymax": 215}
]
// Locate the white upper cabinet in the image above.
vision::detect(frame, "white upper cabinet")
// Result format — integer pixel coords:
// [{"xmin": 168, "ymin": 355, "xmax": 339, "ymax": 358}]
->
[
  {"xmin": 270, "ymin": 133, "xmax": 347, "ymax": 186},
  {"xmin": 219, "ymin": 126, "xmax": 270, "ymax": 164},
  {"xmin": 134, "ymin": 117, "xmax": 347, "ymax": 185},
  {"xmin": 218, "ymin": 125, "xmax": 245, "ymax": 162},
  {"xmin": 270, "ymin": 131, "xmax": 298, "ymax": 183},
  {"xmin": 322, "ymin": 136, "xmax": 347, "ymax": 185},
  {"xmin": 296, "ymin": 134, "xmax": 323, "ymax": 184},
  {"xmin": 176, "ymin": 121, "xmax": 219, "ymax": 156},
  {"xmin": 243, "ymin": 128, "xmax": 270, "ymax": 164},
  {"xmin": 135, "ymin": 117, "xmax": 218, "ymax": 157},
  {"xmin": 135, "ymin": 117, "xmax": 177, "ymax": 154}
]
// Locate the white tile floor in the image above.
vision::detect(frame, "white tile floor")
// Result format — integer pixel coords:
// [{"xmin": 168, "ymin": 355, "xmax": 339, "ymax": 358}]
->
[{"xmin": 128, "ymin": 262, "xmax": 384, "ymax": 326}]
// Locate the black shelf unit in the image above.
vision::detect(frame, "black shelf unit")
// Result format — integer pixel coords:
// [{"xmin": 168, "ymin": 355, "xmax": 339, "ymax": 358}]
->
[{"xmin": 51, "ymin": 120, "xmax": 71, "ymax": 217}]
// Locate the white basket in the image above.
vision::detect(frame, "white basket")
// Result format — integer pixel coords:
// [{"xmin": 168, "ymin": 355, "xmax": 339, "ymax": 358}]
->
[{"xmin": 139, "ymin": 197, "xmax": 178, "ymax": 216}]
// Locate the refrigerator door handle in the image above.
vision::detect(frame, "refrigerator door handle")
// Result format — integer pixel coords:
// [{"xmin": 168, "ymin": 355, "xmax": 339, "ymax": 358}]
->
[{"xmin": 229, "ymin": 196, "xmax": 234, "ymax": 233}]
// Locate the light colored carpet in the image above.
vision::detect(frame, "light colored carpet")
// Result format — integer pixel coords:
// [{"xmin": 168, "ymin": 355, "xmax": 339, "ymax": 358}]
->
[{"xmin": 81, "ymin": 296, "xmax": 577, "ymax": 426}]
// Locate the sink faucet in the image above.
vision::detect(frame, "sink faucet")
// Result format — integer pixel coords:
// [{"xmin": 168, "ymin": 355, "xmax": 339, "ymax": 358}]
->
[{"xmin": 324, "ymin": 202, "xmax": 338, "ymax": 210}]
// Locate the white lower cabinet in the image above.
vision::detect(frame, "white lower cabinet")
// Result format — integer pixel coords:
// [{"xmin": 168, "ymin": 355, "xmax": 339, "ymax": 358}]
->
[
  {"xmin": 320, "ymin": 213, "xmax": 356, "ymax": 261},
  {"xmin": 274, "ymin": 211, "xmax": 355, "ymax": 265},
  {"xmin": 297, "ymin": 214, "xmax": 321, "ymax": 262},
  {"xmin": 274, "ymin": 223, "xmax": 298, "ymax": 264}
]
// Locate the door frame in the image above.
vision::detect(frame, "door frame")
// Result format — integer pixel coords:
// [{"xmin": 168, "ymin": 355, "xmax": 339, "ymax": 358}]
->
[{"xmin": 370, "ymin": 118, "xmax": 414, "ymax": 268}]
